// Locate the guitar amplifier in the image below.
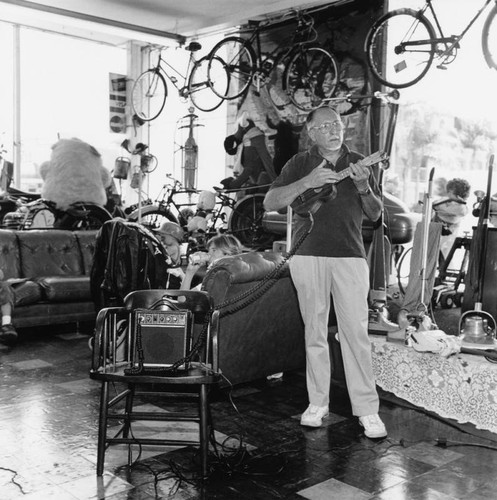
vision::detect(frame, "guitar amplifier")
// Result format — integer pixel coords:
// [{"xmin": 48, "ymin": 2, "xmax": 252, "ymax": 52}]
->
[{"xmin": 132, "ymin": 308, "xmax": 193, "ymax": 369}]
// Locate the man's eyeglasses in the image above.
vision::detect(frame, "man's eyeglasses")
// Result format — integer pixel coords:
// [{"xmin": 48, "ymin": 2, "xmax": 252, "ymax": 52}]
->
[{"xmin": 311, "ymin": 121, "xmax": 343, "ymax": 134}]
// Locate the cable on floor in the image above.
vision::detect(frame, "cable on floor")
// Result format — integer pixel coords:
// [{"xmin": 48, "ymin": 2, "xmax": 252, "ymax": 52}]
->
[
  {"xmin": 0, "ymin": 466, "xmax": 25, "ymax": 495},
  {"xmin": 435, "ymin": 437, "xmax": 497, "ymax": 451}
]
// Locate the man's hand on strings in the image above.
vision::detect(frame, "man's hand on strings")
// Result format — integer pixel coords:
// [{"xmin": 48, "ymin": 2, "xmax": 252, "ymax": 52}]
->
[
  {"xmin": 303, "ymin": 160, "xmax": 342, "ymax": 190},
  {"xmin": 349, "ymin": 160, "xmax": 370, "ymax": 192}
]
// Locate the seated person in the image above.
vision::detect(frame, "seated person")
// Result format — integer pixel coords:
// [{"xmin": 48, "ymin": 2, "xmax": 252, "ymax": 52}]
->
[
  {"xmin": 180, "ymin": 234, "xmax": 244, "ymax": 290},
  {"xmin": 432, "ymin": 178, "xmax": 471, "ymax": 258},
  {"xmin": 0, "ymin": 271, "xmax": 17, "ymax": 346},
  {"xmin": 155, "ymin": 221, "xmax": 186, "ymax": 289}
]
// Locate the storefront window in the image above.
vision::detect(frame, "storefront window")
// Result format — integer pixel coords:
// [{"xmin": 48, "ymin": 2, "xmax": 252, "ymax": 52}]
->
[
  {"xmin": 0, "ymin": 24, "xmax": 127, "ymax": 192},
  {"xmin": 0, "ymin": 24, "xmax": 14, "ymax": 171},
  {"xmin": 384, "ymin": 0, "xmax": 497, "ymax": 211}
]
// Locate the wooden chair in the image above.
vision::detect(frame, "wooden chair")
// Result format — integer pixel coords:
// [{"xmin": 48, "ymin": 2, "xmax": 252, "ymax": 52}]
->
[{"xmin": 89, "ymin": 289, "xmax": 221, "ymax": 478}]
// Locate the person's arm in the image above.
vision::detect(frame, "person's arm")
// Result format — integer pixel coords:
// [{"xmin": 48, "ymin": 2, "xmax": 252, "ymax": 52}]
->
[
  {"xmin": 349, "ymin": 161, "xmax": 382, "ymax": 221},
  {"xmin": 264, "ymin": 160, "xmax": 338, "ymax": 212},
  {"xmin": 263, "ymin": 178, "xmax": 308, "ymax": 212},
  {"xmin": 165, "ymin": 266, "xmax": 185, "ymax": 289},
  {"xmin": 179, "ymin": 264, "xmax": 198, "ymax": 290},
  {"xmin": 359, "ymin": 189, "xmax": 382, "ymax": 222}
]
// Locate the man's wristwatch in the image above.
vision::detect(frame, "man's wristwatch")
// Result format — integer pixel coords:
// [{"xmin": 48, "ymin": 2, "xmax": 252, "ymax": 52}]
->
[{"xmin": 358, "ymin": 186, "xmax": 371, "ymax": 196}]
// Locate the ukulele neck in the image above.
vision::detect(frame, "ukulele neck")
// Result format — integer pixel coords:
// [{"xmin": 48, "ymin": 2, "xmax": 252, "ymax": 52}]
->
[{"xmin": 330, "ymin": 165, "xmax": 353, "ymax": 183}]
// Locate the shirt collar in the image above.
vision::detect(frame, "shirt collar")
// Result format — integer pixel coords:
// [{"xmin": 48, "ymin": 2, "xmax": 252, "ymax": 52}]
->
[{"xmin": 310, "ymin": 143, "xmax": 350, "ymax": 163}]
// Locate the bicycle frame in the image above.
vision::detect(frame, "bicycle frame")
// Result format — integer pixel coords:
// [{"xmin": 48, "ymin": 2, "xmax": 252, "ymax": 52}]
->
[
  {"xmin": 154, "ymin": 50, "xmax": 196, "ymax": 99},
  {"xmin": 403, "ymin": 0, "xmax": 493, "ymax": 55}
]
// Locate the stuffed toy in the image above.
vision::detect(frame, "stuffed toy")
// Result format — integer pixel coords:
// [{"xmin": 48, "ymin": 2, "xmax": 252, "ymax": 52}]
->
[
  {"xmin": 40, "ymin": 138, "xmax": 111, "ymax": 210},
  {"xmin": 187, "ymin": 190, "xmax": 217, "ymax": 234}
]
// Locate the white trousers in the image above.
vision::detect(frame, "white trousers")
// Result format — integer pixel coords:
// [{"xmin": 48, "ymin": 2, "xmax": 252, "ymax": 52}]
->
[{"xmin": 289, "ymin": 256, "xmax": 379, "ymax": 416}]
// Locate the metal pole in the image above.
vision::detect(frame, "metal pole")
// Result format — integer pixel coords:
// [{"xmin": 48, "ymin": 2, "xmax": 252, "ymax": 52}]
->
[
  {"xmin": 419, "ymin": 167, "xmax": 435, "ymax": 306},
  {"xmin": 13, "ymin": 25, "xmax": 21, "ymax": 188},
  {"xmin": 286, "ymin": 206, "xmax": 293, "ymax": 252}
]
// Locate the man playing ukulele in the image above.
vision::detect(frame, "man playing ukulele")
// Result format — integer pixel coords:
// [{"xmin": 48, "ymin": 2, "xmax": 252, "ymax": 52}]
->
[{"xmin": 264, "ymin": 106, "xmax": 387, "ymax": 439}]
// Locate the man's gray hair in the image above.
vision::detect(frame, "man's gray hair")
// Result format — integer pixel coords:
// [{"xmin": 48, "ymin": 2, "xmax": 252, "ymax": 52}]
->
[{"xmin": 305, "ymin": 105, "xmax": 341, "ymax": 131}]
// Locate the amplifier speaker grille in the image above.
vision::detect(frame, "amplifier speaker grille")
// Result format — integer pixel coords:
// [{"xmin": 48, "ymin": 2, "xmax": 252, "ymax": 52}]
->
[{"xmin": 132, "ymin": 309, "xmax": 193, "ymax": 368}]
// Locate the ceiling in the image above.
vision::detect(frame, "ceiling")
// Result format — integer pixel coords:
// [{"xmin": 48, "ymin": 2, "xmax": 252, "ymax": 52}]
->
[{"xmin": 0, "ymin": 0, "xmax": 349, "ymax": 47}]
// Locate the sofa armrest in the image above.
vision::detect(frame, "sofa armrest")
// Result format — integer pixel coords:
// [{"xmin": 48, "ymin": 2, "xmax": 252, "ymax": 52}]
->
[
  {"xmin": 0, "ymin": 229, "xmax": 22, "ymax": 279},
  {"xmin": 204, "ymin": 250, "xmax": 287, "ymax": 283}
]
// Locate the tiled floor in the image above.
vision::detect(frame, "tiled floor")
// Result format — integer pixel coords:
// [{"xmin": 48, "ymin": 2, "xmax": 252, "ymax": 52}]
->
[{"xmin": 1, "ymin": 310, "xmax": 497, "ymax": 499}]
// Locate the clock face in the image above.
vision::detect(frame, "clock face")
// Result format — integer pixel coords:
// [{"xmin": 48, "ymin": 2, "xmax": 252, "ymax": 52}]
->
[{"xmin": 30, "ymin": 208, "xmax": 55, "ymax": 228}]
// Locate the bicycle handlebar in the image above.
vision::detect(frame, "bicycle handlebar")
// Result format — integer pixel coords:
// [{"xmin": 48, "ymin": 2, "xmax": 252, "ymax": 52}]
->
[{"xmin": 164, "ymin": 174, "xmax": 199, "ymax": 193}]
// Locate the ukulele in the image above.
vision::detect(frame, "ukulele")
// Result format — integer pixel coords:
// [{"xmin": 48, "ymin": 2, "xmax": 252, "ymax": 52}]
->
[{"xmin": 290, "ymin": 150, "xmax": 388, "ymax": 215}]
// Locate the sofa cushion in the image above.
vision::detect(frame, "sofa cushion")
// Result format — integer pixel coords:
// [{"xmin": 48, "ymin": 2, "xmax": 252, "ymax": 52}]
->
[
  {"xmin": 0, "ymin": 229, "xmax": 22, "ymax": 279},
  {"xmin": 38, "ymin": 276, "xmax": 91, "ymax": 302},
  {"xmin": 12, "ymin": 301, "xmax": 96, "ymax": 329},
  {"xmin": 17, "ymin": 230, "xmax": 84, "ymax": 277},
  {"xmin": 12, "ymin": 280, "xmax": 44, "ymax": 306},
  {"xmin": 75, "ymin": 230, "xmax": 98, "ymax": 275}
]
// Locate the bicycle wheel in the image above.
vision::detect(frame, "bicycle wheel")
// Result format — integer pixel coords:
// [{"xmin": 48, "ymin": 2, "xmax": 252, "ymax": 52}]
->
[
  {"xmin": 482, "ymin": 4, "xmax": 497, "ymax": 70},
  {"xmin": 208, "ymin": 36, "xmax": 256, "ymax": 100},
  {"xmin": 228, "ymin": 194, "xmax": 275, "ymax": 250},
  {"xmin": 188, "ymin": 55, "xmax": 228, "ymax": 112},
  {"xmin": 132, "ymin": 68, "xmax": 168, "ymax": 121},
  {"xmin": 127, "ymin": 205, "xmax": 179, "ymax": 232},
  {"xmin": 366, "ymin": 9, "xmax": 436, "ymax": 89},
  {"xmin": 284, "ymin": 46, "xmax": 339, "ymax": 111}
]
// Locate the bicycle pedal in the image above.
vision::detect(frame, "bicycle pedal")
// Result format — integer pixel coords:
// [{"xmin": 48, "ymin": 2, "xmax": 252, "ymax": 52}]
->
[{"xmin": 436, "ymin": 64, "xmax": 448, "ymax": 70}]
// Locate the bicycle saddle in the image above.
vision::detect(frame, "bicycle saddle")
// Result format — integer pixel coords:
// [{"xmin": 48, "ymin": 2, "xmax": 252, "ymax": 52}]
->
[{"xmin": 186, "ymin": 41, "xmax": 202, "ymax": 52}]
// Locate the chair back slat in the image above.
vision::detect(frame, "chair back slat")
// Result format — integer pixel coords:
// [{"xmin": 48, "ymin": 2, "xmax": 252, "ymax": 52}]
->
[{"xmin": 124, "ymin": 289, "xmax": 212, "ymax": 322}]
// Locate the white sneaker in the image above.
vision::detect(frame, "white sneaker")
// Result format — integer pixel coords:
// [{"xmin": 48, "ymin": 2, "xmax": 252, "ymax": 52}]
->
[
  {"xmin": 300, "ymin": 404, "xmax": 329, "ymax": 427},
  {"xmin": 359, "ymin": 414, "xmax": 387, "ymax": 438}
]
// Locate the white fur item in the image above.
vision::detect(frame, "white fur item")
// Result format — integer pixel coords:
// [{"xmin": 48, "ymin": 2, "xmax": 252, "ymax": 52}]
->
[{"xmin": 40, "ymin": 138, "xmax": 111, "ymax": 210}]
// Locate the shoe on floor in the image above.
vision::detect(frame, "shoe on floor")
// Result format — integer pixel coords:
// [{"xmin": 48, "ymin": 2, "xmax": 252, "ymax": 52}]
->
[
  {"xmin": 359, "ymin": 414, "xmax": 387, "ymax": 439},
  {"xmin": 0, "ymin": 323, "xmax": 18, "ymax": 346},
  {"xmin": 300, "ymin": 404, "xmax": 329, "ymax": 427}
]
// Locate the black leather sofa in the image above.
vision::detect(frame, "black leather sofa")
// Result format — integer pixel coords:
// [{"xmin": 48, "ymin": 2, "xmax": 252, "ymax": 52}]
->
[{"xmin": 0, "ymin": 229, "xmax": 98, "ymax": 329}]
